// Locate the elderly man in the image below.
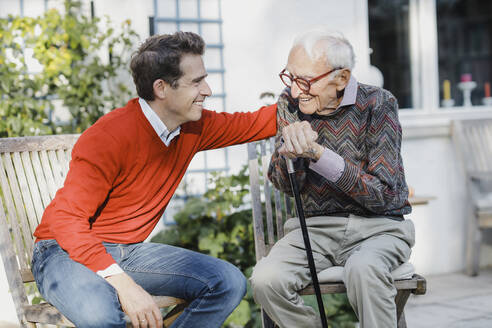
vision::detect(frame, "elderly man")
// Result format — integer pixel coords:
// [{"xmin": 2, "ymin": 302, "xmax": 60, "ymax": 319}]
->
[
  {"xmin": 250, "ymin": 29, "xmax": 414, "ymax": 328},
  {"xmin": 31, "ymin": 32, "xmax": 276, "ymax": 328}
]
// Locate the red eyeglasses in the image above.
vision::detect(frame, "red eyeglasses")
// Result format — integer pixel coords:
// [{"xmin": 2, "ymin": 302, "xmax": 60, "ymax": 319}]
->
[{"xmin": 279, "ymin": 67, "xmax": 340, "ymax": 93}]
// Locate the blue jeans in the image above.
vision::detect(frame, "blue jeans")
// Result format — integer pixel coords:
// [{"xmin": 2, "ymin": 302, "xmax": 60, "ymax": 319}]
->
[{"xmin": 31, "ymin": 239, "xmax": 247, "ymax": 328}]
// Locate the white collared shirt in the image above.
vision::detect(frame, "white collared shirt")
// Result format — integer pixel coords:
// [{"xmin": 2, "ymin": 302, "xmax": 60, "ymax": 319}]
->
[{"xmin": 138, "ymin": 98, "xmax": 181, "ymax": 146}]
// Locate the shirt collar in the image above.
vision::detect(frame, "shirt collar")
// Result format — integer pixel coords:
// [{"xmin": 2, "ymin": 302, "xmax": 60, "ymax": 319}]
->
[
  {"xmin": 337, "ymin": 74, "xmax": 358, "ymax": 108},
  {"xmin": 138, "ymin": 98, "xmax": 180, "ymax": 147}
]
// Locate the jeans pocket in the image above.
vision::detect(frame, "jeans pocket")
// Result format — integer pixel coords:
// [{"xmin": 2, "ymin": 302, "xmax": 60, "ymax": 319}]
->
[
  {"xmin": 31, "ymin": 240, "xmax": 58, "ymax": 282},
  {"xmin": 102, "ymin": 242, "xmax": 123, "ymax": 263}
]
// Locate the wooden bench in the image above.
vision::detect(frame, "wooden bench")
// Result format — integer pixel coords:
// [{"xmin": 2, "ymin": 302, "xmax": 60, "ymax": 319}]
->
[
  {"xmin": 452, "ymin": 119, "xmax": 492, "ymax": 276},
  {"xmin": 0, "ymin": 134, "xmax": 186, "ymax": 327},
  {"xmin": 247, "ymin": 138, "xmax": 426, "ymax": 328}
]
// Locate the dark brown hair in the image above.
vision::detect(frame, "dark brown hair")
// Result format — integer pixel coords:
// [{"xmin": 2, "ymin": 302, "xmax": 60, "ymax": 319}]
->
[{"xmin": 130, "ymin": 31, "xmax": 205, "ymax": 100}]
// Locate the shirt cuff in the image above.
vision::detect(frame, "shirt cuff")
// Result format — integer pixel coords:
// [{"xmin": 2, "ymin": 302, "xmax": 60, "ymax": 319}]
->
[
  {"xmin": 96, "ymin": 263, "xmax": 124, "ymax": 278},
  {"xmin": 309, "ymin": 148, "xmax": 345, "ymax": 182}
]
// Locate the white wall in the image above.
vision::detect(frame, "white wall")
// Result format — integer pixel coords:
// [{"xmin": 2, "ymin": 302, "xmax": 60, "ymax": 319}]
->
[{"xmin": 403, "ymin": 133, "xmax": 470, "ymax": 274}]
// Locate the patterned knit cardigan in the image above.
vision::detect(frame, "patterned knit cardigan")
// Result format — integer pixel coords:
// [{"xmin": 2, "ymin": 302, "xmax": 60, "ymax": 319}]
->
[{"xmin": 268, "ymin": 84, "xmax": 412, "ymax": 220}]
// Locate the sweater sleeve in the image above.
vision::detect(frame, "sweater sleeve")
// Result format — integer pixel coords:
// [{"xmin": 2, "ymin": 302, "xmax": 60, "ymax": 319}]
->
[
  {"xmin": 197, "ymin": 104, "xmax": 277, "ymax": 151},
  {"xmin": 267, "ymin": 92, "xmax": 310, "ymax": 196},
  {"xmin": 45, "ymin": 127, "xmax": 121, "ymax": 272},
  {"xmin": 333, "ymin": 91, "xmax": 409, "ymax": 213}
]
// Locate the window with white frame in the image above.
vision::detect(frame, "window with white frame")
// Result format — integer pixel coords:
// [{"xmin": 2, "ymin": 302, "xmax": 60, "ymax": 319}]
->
[{"xmin": 368, "ymin": 0, "xmax": 492, "ymax": 110}]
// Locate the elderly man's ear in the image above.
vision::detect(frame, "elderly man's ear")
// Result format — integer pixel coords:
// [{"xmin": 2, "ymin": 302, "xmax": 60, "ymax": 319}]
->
[{"xmin": 335, "ymin": 69, "xmax": 351, "ymax": 91}]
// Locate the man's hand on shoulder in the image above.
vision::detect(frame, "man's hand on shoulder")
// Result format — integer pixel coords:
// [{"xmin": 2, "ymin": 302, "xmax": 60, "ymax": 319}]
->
[
  {"xmin": 105, "ymin": 272, "xmax": 163, "ymax": 328},
  {"xmin": 279, "ymin": 121, "xmax": 324, "ymax": 161}
]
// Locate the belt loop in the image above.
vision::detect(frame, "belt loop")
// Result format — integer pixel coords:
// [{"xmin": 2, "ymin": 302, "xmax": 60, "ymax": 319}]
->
[{"xmin": 118, "ymin": 244, "xmax": 125, "ymax": 260}]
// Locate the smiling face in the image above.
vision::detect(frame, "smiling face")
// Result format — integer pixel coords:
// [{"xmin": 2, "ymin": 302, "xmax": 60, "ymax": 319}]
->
[
  {"xmin": 286, "ymin": 44, "xmax": 348, "ymax": 115},
  {"xmin": 161, "ymin": 53, "xmax": 212, "ymax": 127}
]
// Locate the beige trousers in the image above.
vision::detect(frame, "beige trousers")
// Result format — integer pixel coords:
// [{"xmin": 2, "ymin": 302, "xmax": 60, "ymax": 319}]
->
[{"xmin": 250, "ymin": 215, "xmax": 415, "ymax": 328}]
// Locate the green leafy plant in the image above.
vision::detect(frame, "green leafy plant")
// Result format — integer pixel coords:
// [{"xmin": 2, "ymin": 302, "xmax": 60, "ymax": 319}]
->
[
  {"xmin": 0, "ymin": 0, "xmax": 138, "ymax": 137},
  {"xmin": 152, "ymin": 166, "xmax": 357, "ymax": 327}
]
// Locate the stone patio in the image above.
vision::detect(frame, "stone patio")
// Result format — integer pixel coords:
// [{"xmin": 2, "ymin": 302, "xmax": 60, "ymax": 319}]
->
[{"xmin": 405, "ymin": 267, "xmax": 492, "ymax": 328}]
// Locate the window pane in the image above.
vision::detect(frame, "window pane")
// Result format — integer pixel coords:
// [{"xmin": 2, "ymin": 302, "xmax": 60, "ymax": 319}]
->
[
  {"xmin": 206, "ymin": 73, "xmax": 223, "ymax": 94},
  {"xmin": 203, "ymin": 48, "xmax": 221, "ymax": 70},
  {"xmin": 368, "ymin": 0, "xmax": 412, "ymax": 109},
  {"xmin": 157, "ymin": 22, "xmax": 178, "ymax": 34},
  {"xmin": 179, "ymin": 0, "xmax": 198, "ymax": 18},
  {"xmin": 437, "ymin": 0, "xmax": 492, "ymax": 107},
  {"xmin": 157, "ymin": 0, "xmax": 177, "ymax": 18},
  {"xmin": 179, "ymin": 22, "xmax": 199, "ymax": 33},
  {"xmin": 200, "ymin": 0, "xmax": 220, "ymax": 19},
  {"xmin": 201, "ymin": 23, "xmax": 220, "ymax": 44}
]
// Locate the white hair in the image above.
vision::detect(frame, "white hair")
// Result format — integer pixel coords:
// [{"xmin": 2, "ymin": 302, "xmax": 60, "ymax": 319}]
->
[{"xmin": 293, "ymin": 28, "xmax": 356, "ymax": 71}]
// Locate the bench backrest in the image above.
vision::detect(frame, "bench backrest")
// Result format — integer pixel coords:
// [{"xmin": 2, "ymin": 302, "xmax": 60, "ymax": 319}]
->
[
  {"xmin": 0, "ymin": 134, "xmax": 79, "ymax": 323},
  {"xmin": 247, "ymin": 137, "xmax": 295, "ymax": 261},
  {"xmin": 453, "ymin": 118, "xmax": 492, "ymax": 176}
]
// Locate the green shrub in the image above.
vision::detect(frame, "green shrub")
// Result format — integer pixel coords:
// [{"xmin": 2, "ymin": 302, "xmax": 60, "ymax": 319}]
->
[{"xmin": 0, "ymin": 0, "xmax": 138, "ymax": 137}]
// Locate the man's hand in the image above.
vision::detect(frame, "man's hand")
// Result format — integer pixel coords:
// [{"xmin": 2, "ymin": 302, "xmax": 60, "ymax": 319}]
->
[
  {"xmin": 105, "ymin": 272, "xmax": 163, "ymax": 328},
  {"xmin": 279, "ymin": 121, "xmax": 324, "ymax": 161}
]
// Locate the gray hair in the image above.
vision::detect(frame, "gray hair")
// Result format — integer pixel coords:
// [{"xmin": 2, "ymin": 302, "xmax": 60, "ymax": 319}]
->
[{"xmin": 293, "ymin": 28, "xmax": 355, "ymax": 71}]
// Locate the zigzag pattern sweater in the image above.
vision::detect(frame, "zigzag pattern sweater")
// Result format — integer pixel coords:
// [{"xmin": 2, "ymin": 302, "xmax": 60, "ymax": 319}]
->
[{"xmin": 268, "ymin": 83, "xmax": 411, "ymax": 220}]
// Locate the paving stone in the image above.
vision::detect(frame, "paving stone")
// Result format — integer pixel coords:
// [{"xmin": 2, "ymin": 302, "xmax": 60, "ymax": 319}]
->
[{"xmin": 404, "ymin": 268, "xmax": 492, "ymax": 327}]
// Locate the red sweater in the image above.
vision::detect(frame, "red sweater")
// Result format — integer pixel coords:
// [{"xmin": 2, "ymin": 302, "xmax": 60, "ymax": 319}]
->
[{"xmin": 34, "ymin": 98, "xmax": 277, "ymax": 272}]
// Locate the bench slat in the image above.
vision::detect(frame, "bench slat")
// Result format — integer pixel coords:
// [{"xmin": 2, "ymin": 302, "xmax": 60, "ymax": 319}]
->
[
  {"xmin": 21, "ymin": 268, "xmax": 34, "ymax": 283},
  {"xmin": 65, "ymin": 148, "xmax": 72, "ymax": 163},
  {"xmin": 299, "ymin": 276, "xmax": 422, "ymax": 295},
  {"xmin": 39, "ymin": 150, "xmax": 58, "ymax": 199},
  {"xmin": 31, "ymin": 151, "xmax": 53, "ymax": 208},
  {"xmin": 0, "ymin": 196, "xmax": 30, "ymax": 325},
  {"xmin": 21, "ymin": 152, "xmax": 45, "ymax": 224},
  {"xmin": 485, "ymin": 125, "xmax": 492, "ymax": 166},
  {"xmin": 261, "ymin": 141, "xmax": 275, "ymax": 246},
  {"xmin": 12, "ymin": 153, "xmax": 38, "ymax": 244},
  {"xmin": 476, "ymin": 125, "xmax": 490, "ymax": 170},
  {"xmin": 248, "ymin": 143, "xmax": 266, "ymax": 260},
  {"xmin": 2, "ymin": 153, "xmax": 33, "ymax": 268},
  {"xmin": 0, "ymin": 156, "xmax": 28, "ymax": 271},
  {"xmin": 57, "ymin": 149, "xmax": 70, "ymax": 178},
  {"xmin": 470, "ymin": 128, "xmax": 485, "ymax": 171},
  {"xmin": 284, "ymin": 193, "xmax": 293, "ymax": 218},
  {"xmin": 47, "ymin": 150, "xmax": 64, "ymax": 190},
  {"xmin": 270, "ymin": 138, "xmax": 284, "ymax": 240}
]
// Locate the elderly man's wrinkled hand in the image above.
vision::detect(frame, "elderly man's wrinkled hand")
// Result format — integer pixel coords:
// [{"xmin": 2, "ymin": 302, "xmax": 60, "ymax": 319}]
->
[{"xmin": 279, "ymin": 121, "xmax": 324, "ymax": 161}]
